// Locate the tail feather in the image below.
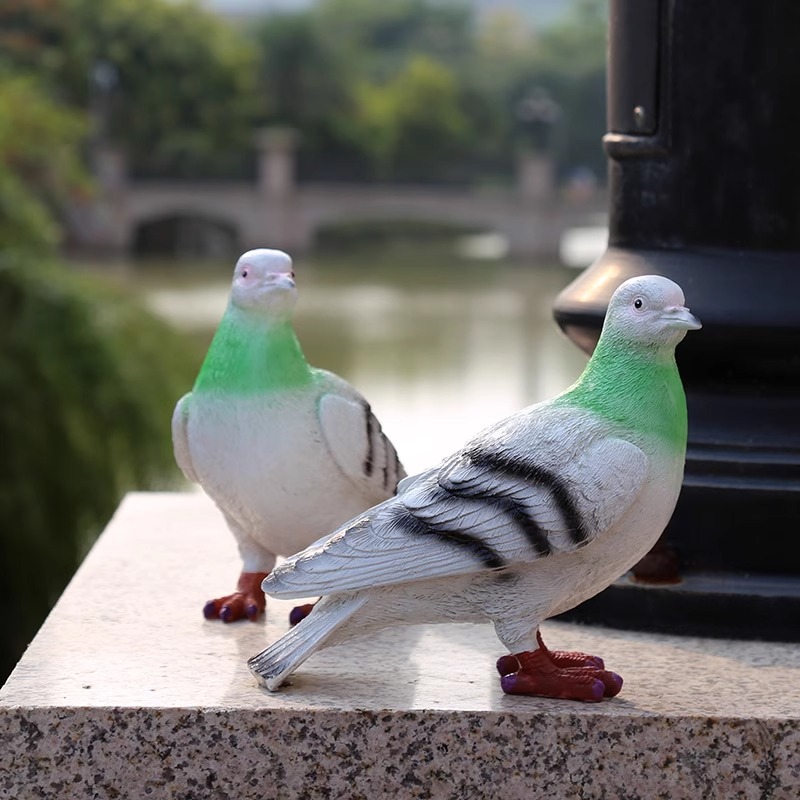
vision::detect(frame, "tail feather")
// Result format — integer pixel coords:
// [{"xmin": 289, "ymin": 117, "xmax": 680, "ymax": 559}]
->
[{"xmin": 248, "ymin": 594, "xmax": 365, "ymax": 691}]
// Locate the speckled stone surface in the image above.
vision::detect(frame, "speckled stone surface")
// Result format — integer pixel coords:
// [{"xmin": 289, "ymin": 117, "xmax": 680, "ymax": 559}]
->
[{"xmin": 1, "ymin": 493, "xmax": 799, "ymax": 799}]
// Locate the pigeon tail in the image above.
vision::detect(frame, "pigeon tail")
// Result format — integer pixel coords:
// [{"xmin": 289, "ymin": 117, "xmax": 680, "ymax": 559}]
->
[{"xmin": 248, "ymin": 594, "xmax": 366, "ymax": 691}]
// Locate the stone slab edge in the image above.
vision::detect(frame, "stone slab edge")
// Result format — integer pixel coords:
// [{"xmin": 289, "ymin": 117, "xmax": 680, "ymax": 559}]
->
[{"xmin": 2, "ymin": 706, "xmax": 798, "ymax": 800}]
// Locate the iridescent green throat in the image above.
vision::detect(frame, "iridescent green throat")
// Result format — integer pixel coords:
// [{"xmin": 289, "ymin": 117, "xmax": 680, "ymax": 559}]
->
[
  {"xmin": 562, "ymin": 333, "xmax": 688, "ymax": 453},
  {"xmin": 193, "ymin": 306, "xmax": 313, "ymax": 395}
]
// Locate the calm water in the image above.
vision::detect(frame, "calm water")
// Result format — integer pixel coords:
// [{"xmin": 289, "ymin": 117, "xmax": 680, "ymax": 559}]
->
[{"xmin": 136, "ymin": 247, "xmax": 588, "ymax": 473}]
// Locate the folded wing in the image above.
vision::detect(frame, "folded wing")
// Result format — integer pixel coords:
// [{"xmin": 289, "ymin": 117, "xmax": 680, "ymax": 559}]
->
[
  {"xmin": 318, "ymin": 393, "xmax": 405, "ymax": 498},
  {"xmin": 265, "ymin": 434, "xmax": 647, "ymax": 599},
  {"xmin": 171, "ymin": 393, "xmax": 199, "ymax": 483}
]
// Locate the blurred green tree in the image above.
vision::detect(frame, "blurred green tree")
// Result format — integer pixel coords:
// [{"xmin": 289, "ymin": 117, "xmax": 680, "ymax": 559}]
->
[
  {"xmin": 0, "ymin": 258, "xmax": 198, "ymax": 681},
  {"xmin": 0, "ymin": 72, "xmax": 87, "ymax": 252},
  {"xmin": 251, "ymin": 0, "xmax": 480, "ymax": 182},
  {"xmin": 355, "ymin": 55, "xmax": 472, "ymax": 181},
  {"xmin": 251, "ymin": 0, "xmax": 606, "ymax": 184},
  {"xmin": 0, "ymin": 0, "xmax": 259, "ymax": 177},
  {"xmin": 313, "ymin": 0, "xmax": 474, "ymax": 78},
  {"xmin": 473, "ymin": 0, "xmax": 607, "ymax": 181},
  {"xmin": 0, "ymin": 0, "xmax": 607, "ymax": 182},
  {"xmin": 515, "ymin": 0, "xmax": 608, "ymax": 180},
  {"xmin": 0, "ymin": 11, "xmax": 201, "ymax": 681},
  {"xmin": 253, "ymin": 11, "xmax": 360, "ymax": 169}
]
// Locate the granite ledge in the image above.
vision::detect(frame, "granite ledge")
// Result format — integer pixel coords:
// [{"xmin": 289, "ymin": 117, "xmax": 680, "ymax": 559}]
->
[{"xmin": 1, "ymin": 492, "xmax": 799, "ymax": 800}]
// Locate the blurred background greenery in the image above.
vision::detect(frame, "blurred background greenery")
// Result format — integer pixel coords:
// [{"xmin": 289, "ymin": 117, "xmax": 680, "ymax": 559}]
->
[
  {"xmin": 0, "ymin": 0, "xmax": 606, "ymax": 183},
  {"xmin": 0, "ymin": 0, "xmax": 606, "ymax": 682}
]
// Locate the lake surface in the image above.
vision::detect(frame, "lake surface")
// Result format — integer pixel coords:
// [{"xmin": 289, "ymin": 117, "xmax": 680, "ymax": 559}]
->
[{"xmin": 134, "ymin": 247, "xmax": 588, "ymax": 473}]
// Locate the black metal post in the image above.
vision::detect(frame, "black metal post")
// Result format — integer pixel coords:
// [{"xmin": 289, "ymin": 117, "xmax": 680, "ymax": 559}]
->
[{"xmin": 553, "ymin": 0, "xmax": 800, "ymax": 640}]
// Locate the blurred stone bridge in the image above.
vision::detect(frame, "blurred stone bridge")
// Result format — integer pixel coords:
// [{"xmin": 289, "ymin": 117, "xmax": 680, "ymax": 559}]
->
[{"xmin": 70, "ymin": 130, "xmax": 606, "ymax": 259}]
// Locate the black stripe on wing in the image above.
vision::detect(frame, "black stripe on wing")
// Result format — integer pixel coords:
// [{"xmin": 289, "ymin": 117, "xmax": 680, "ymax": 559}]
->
[
  {"xmin": 495, "ymin": 499, "xmax": 552, "ymax": 556},
  {"xmin": 382, "ymin": 441, "xmax": 398, "ymax": 492},
  {"xmin": 388, "ymin": 505, "xmax": 506, "ymax": 570},
  {"xmin": 386, "ymin": 440, "xmax": 406, "ymax": 492},
  {"xmin": 463, "ymin": 447, "xmax": 590, "ymax": 546},
  {"xmin": 361, "ymin": 404, "xmax": 404, "ymax": 493},
  {"xmin": 433, "ymin": 469, "xmax": 551, "ymax": 558},
  {"xmin": 362, "ymin": 402, "xmax": 375, "ymax": 477}
]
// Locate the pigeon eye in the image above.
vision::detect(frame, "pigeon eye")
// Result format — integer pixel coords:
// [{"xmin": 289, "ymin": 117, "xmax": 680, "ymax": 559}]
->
[
  {"xmin": 633, "ymin": 297, "xmax": 643, "ymax": 310},
  {"xmin": 241, "ymin": 269, "xmax": 249, "ymax": 278}
]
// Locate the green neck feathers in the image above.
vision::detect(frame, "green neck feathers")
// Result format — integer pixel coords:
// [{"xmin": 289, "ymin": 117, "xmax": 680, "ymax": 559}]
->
[
  {"xmin": 562, "ymin": 332, "xmax": 688, "ymax": 453},
  {"xmin": 193, "ymin": 305, "xmax": 313, "ymax": 395}
]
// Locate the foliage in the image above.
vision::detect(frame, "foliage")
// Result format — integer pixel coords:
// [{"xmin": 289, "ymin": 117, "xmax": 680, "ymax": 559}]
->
[
  {"xmin": 313, "ymin": 0, "xmax": 474, "ymax": 78},
  {"xmin": 0, "ymin": 0, "xmax": 259, "ymax": 177},
  {"xmin": 0, "ymin": 0, "xmax": 66, "ymax": 74},
  {"xmin": 512, "ymin": 0, "xmax": 608, "ymax": 178},
  {"xmin": 0, "ymin": 2, "xmax": 216, "ymax": 682},
  {"xmin": 0, "ymin": 255, "xmax": 200, "ymax": 681},
  {"xmin": 252, "ymin": 0, "xmax": 607, "ymax": 183},
  {"xmin": 0, "ymin": 72, "xmax": 87, "ymax": 252},
  {"xmin": 254, "ymin": 12, "xmax": 354, "ymax": 150},
  {"xmin": 0, "ymin": 0, "xmax": 607, "ymax": 183},
  {"xmin": 355, "ymin": 56, "xmax": 472, "ymax": 180},
  {"xmin": 251, "ymin": 0, "xmax": 489, "ymax": 182},
  {"xmin": 472, "ymin": 0, "xmax": 608, "ymax": 179}
]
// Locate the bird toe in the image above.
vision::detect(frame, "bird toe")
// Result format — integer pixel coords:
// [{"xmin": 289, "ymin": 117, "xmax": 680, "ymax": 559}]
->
[
  {"xmin": 219, "ymin": 594, "xmax": 247, "ymax": 622},
  {"xmin": 496, "ymin": 654, "xmax": 520, "ymax": 677},
  {"xmin": 600, "ymin": 670, "xmax": 623, "ymax": 697},
  {"xmin": 289, "ymin": 603, "xmax": 316, "ymax": 626},
  {"xmin": 562, "ymin": 666, "xmax": 622, "ymax": 697},
  {"xmin": 203, "ymin": 599, "xmax": 221, "ymax": 620},
  {"xmin": 204, "ymin": 576, "xmax": 267, "ymax": 623}
]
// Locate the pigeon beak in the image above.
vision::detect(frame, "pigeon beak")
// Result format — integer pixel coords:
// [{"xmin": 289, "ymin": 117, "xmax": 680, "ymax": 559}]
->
[
  {"xmin": 663, "ymin": 305, "xmax": 702, "ymax": 330},
  {"xmin": 265, "ymin": 271, "xmax": 295, "ymax": 290}
]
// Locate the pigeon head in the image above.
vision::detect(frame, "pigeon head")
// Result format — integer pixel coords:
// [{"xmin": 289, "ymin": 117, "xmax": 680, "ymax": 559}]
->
[
  {"xmin": 604, "ymin": 275, "xmax": 701, "ymax": 349},
  {"xmin": 230, "ymin": 249, "xmax": 297, "ymax": 316}
]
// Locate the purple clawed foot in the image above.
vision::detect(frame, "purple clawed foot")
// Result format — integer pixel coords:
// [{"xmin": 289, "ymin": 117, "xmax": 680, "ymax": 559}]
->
[
  {"xmin": 203, "ymin": 571, "xmax": 269, "ymax": 623},
  {"xmin": 289, "ymin": 602, "xmax": 317, "ymax": 626},
  {"xmin": 497, "ymin": 633, "xmax": 622, "ymax": 702}
]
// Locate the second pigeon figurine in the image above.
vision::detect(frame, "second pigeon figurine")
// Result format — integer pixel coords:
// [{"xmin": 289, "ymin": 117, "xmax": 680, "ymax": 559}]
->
[
  {"xmin": 172, "ymin": 249, "xmax": 405, "ymax": 623},
  {"xmin": 249, "ymin": 275, "xmax": 700, "ymax": 701}
]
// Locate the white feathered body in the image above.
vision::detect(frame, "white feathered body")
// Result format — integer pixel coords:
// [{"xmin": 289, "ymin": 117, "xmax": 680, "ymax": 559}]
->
[
  {"xmin": 174, "ymin": 368, "xmax": 404, "ymax": 572},
  {"xmin": 172, "ymin": 249, "xmax": 407, "ymax": 620},
  {"xmin": 251, "ymin": 401, "xmax": 686, "ymax": 690}
]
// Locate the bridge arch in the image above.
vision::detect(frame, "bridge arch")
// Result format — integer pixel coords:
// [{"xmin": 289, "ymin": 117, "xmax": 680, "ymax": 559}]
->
[{"xmin": 131, "ymin": 211, "xmax": 240, "ymax": 259}]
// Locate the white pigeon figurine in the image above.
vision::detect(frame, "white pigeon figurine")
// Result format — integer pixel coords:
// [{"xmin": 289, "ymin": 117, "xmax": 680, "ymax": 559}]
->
[
  {"xmin": 172, "ymin": 249, "xmax": 405, "ymax": 623},
  {"xmin": 249, "ymin": 275, "xmax": 701, "ymax": 701}
]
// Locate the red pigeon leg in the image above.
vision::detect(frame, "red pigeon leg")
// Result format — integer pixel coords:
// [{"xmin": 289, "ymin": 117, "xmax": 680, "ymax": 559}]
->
[
  {"xmin": 497, "ymin": 632, "xmax": 623, "ymax": 702},
  {"xmin": 203, "ymin": 571, "xmax": 269, "ymax": 622},
  {"xmin": 536, "ymin": 630, "xmax": 606, "ymax": 669}
]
